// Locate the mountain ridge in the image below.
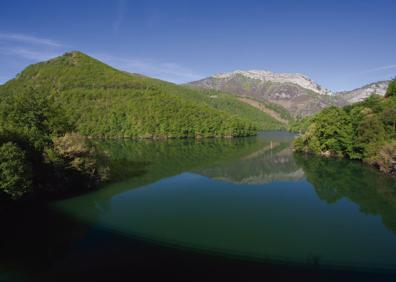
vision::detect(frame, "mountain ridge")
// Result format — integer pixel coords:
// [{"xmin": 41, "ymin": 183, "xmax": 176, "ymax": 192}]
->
[
  {"xmin": 189, "ymin": 69, "xmax": 391, "ymax": 117},
  {"xmin": 211, "ymin": 70, "xmax": 333, "ymax": 96}
]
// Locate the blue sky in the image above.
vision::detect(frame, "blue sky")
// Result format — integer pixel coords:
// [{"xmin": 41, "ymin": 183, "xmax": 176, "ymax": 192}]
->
[{"xmin": 0, "ymin": 0, "xmax": 395, "ymax": 91}]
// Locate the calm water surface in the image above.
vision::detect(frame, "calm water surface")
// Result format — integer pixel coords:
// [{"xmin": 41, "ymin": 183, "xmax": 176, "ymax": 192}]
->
[{"xmin": 1, "ymin": 132, "xmax": 396, "ymax": 281}]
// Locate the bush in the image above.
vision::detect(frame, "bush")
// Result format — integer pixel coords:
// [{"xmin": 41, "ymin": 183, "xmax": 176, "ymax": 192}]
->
[
  {"xmin": 51, "ymin": 133, "xmax": 109, "ymax": 182},
  {"xmin": 368, "ymin": 141, "xmax": 396, "ymax": 175}
]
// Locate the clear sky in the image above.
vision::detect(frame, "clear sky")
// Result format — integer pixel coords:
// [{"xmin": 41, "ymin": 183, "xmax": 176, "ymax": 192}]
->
[{"xmin": 0, "ymin": 0, "xmax": 395, "ymax": 91}]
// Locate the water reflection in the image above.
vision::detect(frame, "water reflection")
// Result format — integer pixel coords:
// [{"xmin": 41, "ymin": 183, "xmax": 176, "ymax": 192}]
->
[
  {"xmin": 96, "ymin": 131, "xmax": 302, "ymax": 193},
  {"xmin": 2, "ymin": 132, "xmax": 396, "ymax": 281},
  {"xmin": 53, "ymin": 132, "xmax": 396, "ymax": 270},
  {"xmin": 197, "ymin": 142, "xmax": 304, "ymax": 184},
  {"xmin": 296, "ymin": 154, "xmax": 396, "ymax": 235}
]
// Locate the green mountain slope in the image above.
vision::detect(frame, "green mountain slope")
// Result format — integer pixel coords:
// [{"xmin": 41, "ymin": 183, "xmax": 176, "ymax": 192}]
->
[
  {"xmin": 0, "ymin": 51, "xmax": 284, "ymax": 138},
  {"xmin": 177, "ymin": 86, "xmax": 287, "ymax": 130}
]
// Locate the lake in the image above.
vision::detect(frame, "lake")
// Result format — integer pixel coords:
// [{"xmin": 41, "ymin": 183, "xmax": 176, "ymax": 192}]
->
[{"xmin": 1, "ymin": 132, "xmax": 396, "ymax": 281}]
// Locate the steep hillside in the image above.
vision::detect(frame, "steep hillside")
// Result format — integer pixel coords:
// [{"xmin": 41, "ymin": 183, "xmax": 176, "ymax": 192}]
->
[
  {"xmin": 189, "ymin": 70, "xmax": 339, "ymax": 117},
  {"xmin": 235, "ymin": 96, "xmax": 291, "ymax": 124},
  {"xmin": 0, "ymin": 52, "xmax": 285, "ymax": 138}
]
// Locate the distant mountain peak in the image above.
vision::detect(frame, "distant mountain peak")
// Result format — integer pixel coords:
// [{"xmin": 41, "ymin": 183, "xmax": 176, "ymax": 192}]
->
[{"xmin": 211, "ymin": 70, "xmax": 333, "ymax": 96}]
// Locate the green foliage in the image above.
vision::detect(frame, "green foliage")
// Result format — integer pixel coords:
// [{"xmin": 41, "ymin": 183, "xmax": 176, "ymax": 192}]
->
[
  {"xmin": 354, "ymin": 114, "xmax": 386, "ymax": 158},
  {"xmin": 0, "ymin": 90, "xmax": 71, "ymax": 150},
  {"xmin": 294, "ymin": 91, "xmax": 396, "ymax": 174},
  {"xmin": 0, "ymin": 142, "xmax": 32, "ymax": 199},
  {"xmin": 377, "ymin": 93, "xmax": 396, "ymax": 138},
  {"xmin": 385, "ymin": 78, "xmax": 396, "ymax": 98}
]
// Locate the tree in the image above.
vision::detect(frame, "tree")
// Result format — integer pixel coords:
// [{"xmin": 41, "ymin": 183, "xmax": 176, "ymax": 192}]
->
[
  {"xmin": 381, "ymin": 106, "xmax": 396, "ymax": 135},
  {"xmin": 357, "ymin": 94, "xmax": 383, "ymax": 112},
  {"xmin": 294, "ymin": 107, "xmax": 354, "ymax": 157},
  {"xmin": 385, "ymin": 78, "xmax": 396, "ymax": 98},
  {"xmin": 0, "ymin": 142, "xmax": 32, "ymax": 199},
  {"xmin": 354, "ymin": 115, "xmax": 386, "ymax": 158},
  {"xmin": 0, "ymin": 90, "xmax": 70, "ymax": 150}
]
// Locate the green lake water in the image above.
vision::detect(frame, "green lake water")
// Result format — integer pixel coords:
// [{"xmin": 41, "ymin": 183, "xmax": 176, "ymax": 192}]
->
[{"xmin": 1, "ymin": 132, "xmax": 396, "ymax": 281}]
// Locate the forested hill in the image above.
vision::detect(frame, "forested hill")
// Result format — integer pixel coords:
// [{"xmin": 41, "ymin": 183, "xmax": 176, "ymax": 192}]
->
[{"xmin": 0, "ymin": 51, "xmax": 284, "ymax": 138}]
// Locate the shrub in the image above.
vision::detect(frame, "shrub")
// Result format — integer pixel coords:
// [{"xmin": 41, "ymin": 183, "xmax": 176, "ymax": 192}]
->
[
  {"xmin": 51, "ymin": 133, "xmax": 109, "ymax": 182},
  {"xmin": 367, "ymin": 141, "xmax": 396, "ymax": 175}
]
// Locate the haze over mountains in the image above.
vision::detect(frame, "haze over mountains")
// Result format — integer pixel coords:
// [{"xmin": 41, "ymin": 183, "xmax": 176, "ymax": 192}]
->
[{"xmin": 189, "ymin": 70, "xmax": 390, "ymax": 117}]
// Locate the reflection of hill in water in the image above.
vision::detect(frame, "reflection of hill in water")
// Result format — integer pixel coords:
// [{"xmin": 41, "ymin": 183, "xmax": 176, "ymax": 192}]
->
[
  {"xmin": 93, "ymin": 137, "xmax": 268, "ymax": 199},
  {"xmin": 296, "ymin": 154, "xmax": 396, "ymax": 235},
  {"xmin": 93, "ymin": 132, "xmax": 396, "ymax": 238},
  {"xmin": 91, "ymin": 132, "xmax": 298, "ymax": 199},
  {"xmin": 196, "ymin": 143, "xmax": 304, "ymax": 184}
]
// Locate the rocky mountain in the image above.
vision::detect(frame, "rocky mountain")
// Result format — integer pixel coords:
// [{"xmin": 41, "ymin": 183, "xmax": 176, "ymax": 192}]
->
[
  {"xmin": 189, "ymin": 70, "xmax": 339, "ymax": 117},
  {"xmin": 189, "ymin": 70, "xmax": 390, "ymax": 117},
  {"xmin": 336, "ymin": 80, "xmax": 389, "ymax": 104},
  {"xmin": 211, "ymin": 70, "xmax": 333, "ymax": 95}
]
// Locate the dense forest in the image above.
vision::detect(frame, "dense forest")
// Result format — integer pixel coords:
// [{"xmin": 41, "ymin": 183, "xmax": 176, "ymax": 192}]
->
[{"xmin": 293, "ymin": 78, "xmax": 396, "ymax": 175}]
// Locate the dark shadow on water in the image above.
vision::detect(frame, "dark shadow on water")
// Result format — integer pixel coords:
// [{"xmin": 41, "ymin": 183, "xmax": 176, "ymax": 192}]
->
[
  {"xmin": 1, "ymin": 203, "xmax": 396, "ymax": 282},
  {"xmin": 295, "ymin": 154, "xmax": 396, "ymax": 235}
]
